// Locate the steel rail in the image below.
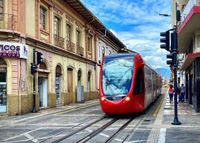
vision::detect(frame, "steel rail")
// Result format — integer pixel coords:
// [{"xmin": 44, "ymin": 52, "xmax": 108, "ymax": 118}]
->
[
  {"xmin": 76, "ymin": 118, "xmax": 118, "ymax": 143},
  {"xmin": 51, "ymin": 116, "xmax": 107, "ymax": 143}
]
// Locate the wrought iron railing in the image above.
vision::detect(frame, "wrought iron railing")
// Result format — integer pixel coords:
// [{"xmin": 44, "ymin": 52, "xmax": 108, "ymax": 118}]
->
[
  {"xmin": 66, "ymin": 40, "xmax": 75, "ymax": 53},
  {"xmin": 0, "ymin": 13, "xmax": 17, "ymax": 31},
  {"xmin": 54, "ymin": 34, "xmax": 64, "ymax": 48},
  {"xmin": 76, "ymin": 44, "xmax": 84, "ymax": 56}
]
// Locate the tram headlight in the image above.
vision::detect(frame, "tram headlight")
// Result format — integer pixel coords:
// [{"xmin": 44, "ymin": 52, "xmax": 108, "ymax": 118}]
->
[
  {"xmin": 101, "ymin": 97, "xmax": 106, "ymax": 101},
  {"xmin": 124, "ymin": 96, "xmax": 130, "ymax": 102}
]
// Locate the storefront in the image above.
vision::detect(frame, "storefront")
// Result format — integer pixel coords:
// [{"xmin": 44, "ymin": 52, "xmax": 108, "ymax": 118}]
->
[
  {"xmin": 0, "ymin": 58, "xmax": 7, "ymax": 113},
  {"xmin": 0, "ymin": 41, "xmax": 28, "ymax": 114}
]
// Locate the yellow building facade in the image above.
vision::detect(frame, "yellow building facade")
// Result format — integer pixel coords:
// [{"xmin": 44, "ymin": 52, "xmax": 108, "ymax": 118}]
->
[{"xmin": 0, "ymin": 0, "xmax": 125, "ymax": 115}]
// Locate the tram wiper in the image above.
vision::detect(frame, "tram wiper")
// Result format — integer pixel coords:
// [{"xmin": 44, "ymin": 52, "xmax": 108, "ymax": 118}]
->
[{"xmin": 105, "ymin": 79, "xmax": 110, "ymax": 90}]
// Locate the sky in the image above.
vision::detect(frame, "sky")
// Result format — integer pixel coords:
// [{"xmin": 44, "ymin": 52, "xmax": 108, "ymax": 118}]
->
[{"xmin": 81, "ymin": 0, "xmax": 171, "ymax": 70}]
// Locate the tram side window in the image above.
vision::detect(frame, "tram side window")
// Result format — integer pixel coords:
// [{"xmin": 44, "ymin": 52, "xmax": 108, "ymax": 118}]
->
[{"xmin": 133, "ymin": 68, "xmax": 144, "ymax": 95}]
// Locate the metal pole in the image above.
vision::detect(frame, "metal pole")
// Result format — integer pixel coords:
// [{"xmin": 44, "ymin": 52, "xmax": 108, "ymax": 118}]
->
[
  {"xmin": 171, "ymin": 30, "xmax": 181, "ymax": 125},
  {"xmin": 32, "ymin": 49, "xmax": 36, "ymax": 113}
]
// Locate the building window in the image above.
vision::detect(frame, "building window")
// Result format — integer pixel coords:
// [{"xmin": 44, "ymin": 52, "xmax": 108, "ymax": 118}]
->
[
  {"xmin": 40, "ymin": 6, "xmax": 47, "ymax": 30},
  {"xmin": 87, "ymin": 34, "xmax": 92, "ymax": 52},
  {"xmin": 0, "ymin": 0, "xmax": 3, "ymax": 20},
  {"xmin": 54, "ymin": 16, "xmax": 60, "ymax": 36},
  {"xmin": 0, "ymin": 0, "xmax": 3, "ymax": 13},
  {"xmin": 76, "ymin": 30, "xmax": 81, "ymax": 46},
  {"xmin": 66, "ymin": 23, "xmax": 71, "ymax": 42}
]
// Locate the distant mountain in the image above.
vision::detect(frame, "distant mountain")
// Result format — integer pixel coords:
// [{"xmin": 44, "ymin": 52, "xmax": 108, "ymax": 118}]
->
[{"xmin": 155, "ymin": 68, "xmax": 171, "ymax": 81}]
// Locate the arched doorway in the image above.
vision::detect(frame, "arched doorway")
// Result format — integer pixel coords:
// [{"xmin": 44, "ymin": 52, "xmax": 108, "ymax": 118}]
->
[
  {"xmin": 38, "ymin": 62, "xmax": 48, "ymax": 108},
  {"xmin": 87, "ymin": 71, "xmax": 91, "ymax": 91},
  {"xmin": 0, "ymin": 58, "xmax": 7, "ymax": 112},
  {"xmin": 55, "ymin": 65, "xmax": 62, "ymax": 105},
  {"xmin": 77, "ymin": 69, "xmax": 84, "ymax": 102},
  {"xmin": 67, "ymin": 67, "xmax": 74, "ymax": 102}
]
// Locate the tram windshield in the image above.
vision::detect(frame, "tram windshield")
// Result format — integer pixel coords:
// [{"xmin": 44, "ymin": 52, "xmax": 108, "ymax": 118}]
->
[{"xmin": 102, "ymin": 54, "xmax": 134, "ymax": 101}]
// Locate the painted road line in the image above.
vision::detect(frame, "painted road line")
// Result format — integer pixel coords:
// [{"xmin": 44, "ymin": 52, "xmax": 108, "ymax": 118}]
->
[
  {"xmin": 158, "ymin": 128, "xmax": 166, "ymax": 143},
  {"xmin": 24, "ymin": 133, "xmax": 38, "ymax": 143},
  {"xmin": 2, "ymin": 127, "xmax": 42, "ymax": 142}
]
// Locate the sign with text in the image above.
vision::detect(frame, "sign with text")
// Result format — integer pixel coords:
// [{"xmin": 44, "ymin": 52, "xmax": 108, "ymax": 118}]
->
[{"xmin": 0, "ymin": 42, "xmax": 28, "ymax": 59}]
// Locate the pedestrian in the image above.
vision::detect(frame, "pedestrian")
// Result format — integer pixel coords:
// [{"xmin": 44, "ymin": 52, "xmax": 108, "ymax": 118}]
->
[
  {"xmin": 168, "ymin": 85, "xmax": 174, "ymax": 103},
  {"xmin": 180, "ymin": 83, "xmax": 185, "ymax": 102}
]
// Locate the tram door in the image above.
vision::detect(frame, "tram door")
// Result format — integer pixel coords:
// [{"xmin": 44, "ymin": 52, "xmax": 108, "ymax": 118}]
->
[
  {"xmin": 38, "ymin": 77, "xmax": 48, "ymax": 108},
  {"xmin": 0, "ymin": 69, "xmax": 6, "ymax": 112}
]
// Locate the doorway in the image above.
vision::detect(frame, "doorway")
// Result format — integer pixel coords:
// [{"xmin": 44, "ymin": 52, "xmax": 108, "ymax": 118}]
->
[
  {"xmin": 0, "ymin": 58, "xmax": 7, "ymax": 113},
  {"xmin": 38, "ymin": 77, "xmax": 48, "ymax": 108},
  {"xmin": 67, "ymin": 68, "xmax": 73, "ymax": 93},
  {"xmin": 55, "ymin": 65, "xmax": 62, "ymax": 105}
]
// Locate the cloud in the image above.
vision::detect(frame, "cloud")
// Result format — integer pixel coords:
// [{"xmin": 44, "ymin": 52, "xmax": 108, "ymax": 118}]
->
[{"xmin": 81, "ymin": 0, "xmax": 171, "ymax": 70}]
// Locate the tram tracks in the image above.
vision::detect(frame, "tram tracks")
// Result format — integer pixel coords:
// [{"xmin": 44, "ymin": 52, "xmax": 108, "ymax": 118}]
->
[
  {"xmin": 48, "ymin": 116, "xmax": 137, "ymax": 143},
  {"xmin": 35, "ymin": 96, "xmax": 164, "ymax": 143},
  {"xmin": 50, "ymin": 116, "xmax": 108, "ymax": 143},
  {"xmin": 41, "ymin": 97, "xmax": 163, "ymax": 143}
]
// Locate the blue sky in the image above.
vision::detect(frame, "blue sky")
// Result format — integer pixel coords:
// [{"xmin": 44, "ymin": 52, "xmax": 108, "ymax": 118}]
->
[{"xmin": 81, "ymin": 0, "xmax": 171, "ymax": 70}]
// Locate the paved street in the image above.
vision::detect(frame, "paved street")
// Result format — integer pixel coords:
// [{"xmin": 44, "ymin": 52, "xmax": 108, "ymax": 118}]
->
[
  {"xmin": 0, "ymin": 92, "xmax": 164, "ymax": 143},
  {"xmin": 1, "ymin": 88, "xmax": 200, "ymax": 143}
]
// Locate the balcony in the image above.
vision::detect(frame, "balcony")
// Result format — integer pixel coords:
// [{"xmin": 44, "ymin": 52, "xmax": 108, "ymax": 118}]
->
[
  {"xmin": 178, "ymin": 0, "xmax": 200, "ymax": 53},
  {"xmin": 0, "ymin": 13, "xmax": 17, "ymax": 31},
  {"xmin": 54, "ymin": 34, "xmax": 64, "ymax": 48},
  {"xmin": 181, "ymin": 0, "xmax": 200, "ymax": 22},
  {"xmin": 66, "ymin": 40, "xmax": 75, "ymax": 53},
  {"xmin": 180, "ymin": 52, "xmax": 200, "ymax": 70},
  {"xmin": 76, "ymin": 44, "xmax": 84, "ymax": 56}
]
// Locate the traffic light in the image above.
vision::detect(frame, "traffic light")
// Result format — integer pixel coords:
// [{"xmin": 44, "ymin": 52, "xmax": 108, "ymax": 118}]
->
[
  {"xmin": 160, "ymin": 30, "xmax": 170, "ymax": 51},
  {"xmin": 176, "ymin": 10, "xmax": 181, "ymax": 22},
  {"xmin": 31, "ymin": 63, "xmax": 37, "ymax": 75},
  {"xmin": 37, "ymin": 52, "xmax": 43, "ymax": 65},
  {"xmin": 171, "ymin": 31, "xmax": 177, "ymax": 51},
  {"xmin": 166, "ymin": 53, "xmax": 174, "ymax": 66}
]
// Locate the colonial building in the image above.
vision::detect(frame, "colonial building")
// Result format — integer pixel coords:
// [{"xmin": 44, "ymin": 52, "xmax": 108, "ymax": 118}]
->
[
  {"xmin": 0, "ymin": 0, "xmax": 125, "ymax": 115},
  {"xmin": 172, "ymin": 0, "xmax": 200, "ymax": 111}
]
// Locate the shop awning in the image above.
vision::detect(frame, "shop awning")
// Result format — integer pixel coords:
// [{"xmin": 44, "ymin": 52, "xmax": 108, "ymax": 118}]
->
[{"xmin": 180, "ymin": 52, "xmax": 200, "ymax": 70}]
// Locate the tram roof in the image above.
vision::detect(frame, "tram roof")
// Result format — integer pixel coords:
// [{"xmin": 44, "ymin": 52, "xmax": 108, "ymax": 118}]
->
[{"xmin": 104, "ymin": 53, "xmax": 135, "ymax": 59}]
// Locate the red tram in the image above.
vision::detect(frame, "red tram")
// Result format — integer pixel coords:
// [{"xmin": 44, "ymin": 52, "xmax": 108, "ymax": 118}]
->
[{"xmin": 99, "ymin": 53, "xmax": 162, "ymax": 114}]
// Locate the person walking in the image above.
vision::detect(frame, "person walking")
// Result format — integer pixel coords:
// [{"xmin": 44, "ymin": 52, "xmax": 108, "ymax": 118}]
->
[
  {"xmin": 168, "ymin": 85, "xmax": 174, "ymax": 103},
  {"xmin": 180, "ymin": 83, "xmax": 185, "ymax": 102}
]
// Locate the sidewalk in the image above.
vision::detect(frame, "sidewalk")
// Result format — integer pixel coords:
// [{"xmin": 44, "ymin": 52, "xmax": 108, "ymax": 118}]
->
[{"xmin": 154, "ymin": 94, "xmax": 200, "ymax": 143}]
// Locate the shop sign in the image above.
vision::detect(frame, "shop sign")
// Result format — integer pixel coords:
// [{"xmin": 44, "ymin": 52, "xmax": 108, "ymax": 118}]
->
[{"xmin": 0, "ymin": 42, "xmax": 28, "ymax": 59}]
